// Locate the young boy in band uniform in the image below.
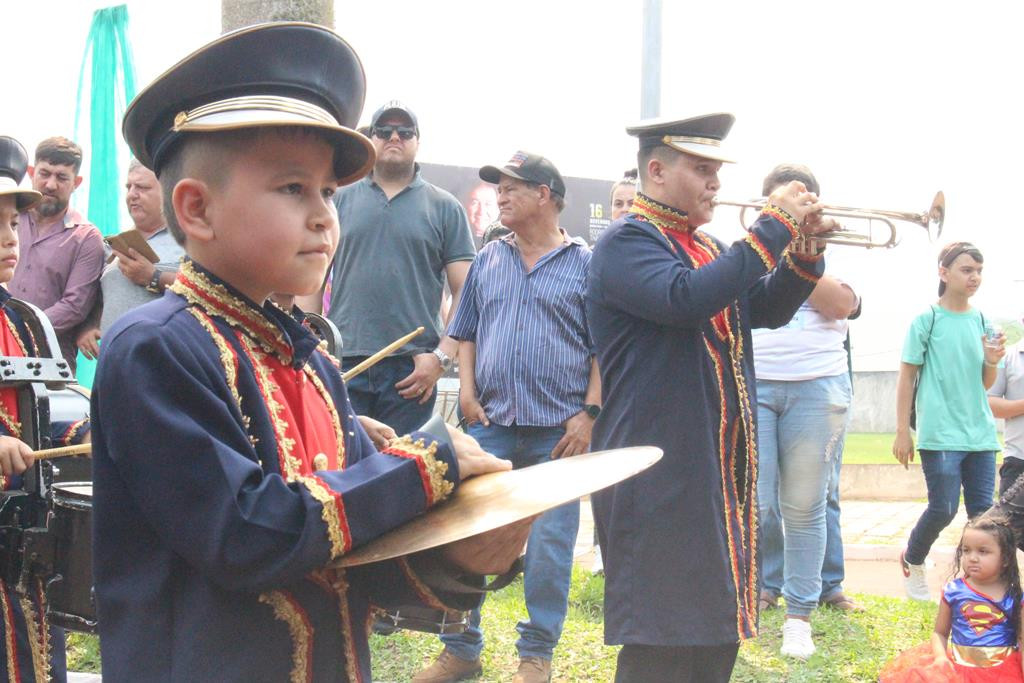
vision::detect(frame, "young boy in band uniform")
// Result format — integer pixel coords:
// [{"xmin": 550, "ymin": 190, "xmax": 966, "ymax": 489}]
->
[
  {"xmin": 0, "ymin": 135, "xmax": 91, "ymax": 682},
  {"xmin": 91, "ymin": 24, "xmax": 527, "ymax": 682}
]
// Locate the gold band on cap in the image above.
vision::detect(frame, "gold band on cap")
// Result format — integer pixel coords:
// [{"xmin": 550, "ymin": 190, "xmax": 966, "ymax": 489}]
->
[
  {"xmin": 661, "ymin": 135, "xmax": 722, "ymax": 148},
  {"xmin": 172, "ymin": 95, "xmax": 338, "ymax": 132}
]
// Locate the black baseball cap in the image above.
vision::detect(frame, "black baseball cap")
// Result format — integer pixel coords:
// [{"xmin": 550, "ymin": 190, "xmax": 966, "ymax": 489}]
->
[
  {"xmin": 480, "ymin": 151, "xmax": 566, "ymax": 198},
  {"xmin": 370, "ymin": 101, "xmax": 419, "ymax": 136}
]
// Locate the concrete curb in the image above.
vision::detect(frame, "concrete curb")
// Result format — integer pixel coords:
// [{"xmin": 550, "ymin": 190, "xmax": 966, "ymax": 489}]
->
[{"xmin": 844, "ymin": 543, "xmax": 955, "ymax": 564}]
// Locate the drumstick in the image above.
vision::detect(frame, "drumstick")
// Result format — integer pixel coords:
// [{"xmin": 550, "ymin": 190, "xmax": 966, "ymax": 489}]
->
[
  {"xmin": 342, "ymin": 327, "xmax": 425, "ymax": 382},
  {"xmin": 33, "ymin": 443, "xmax": 92, "ymax": 460}
]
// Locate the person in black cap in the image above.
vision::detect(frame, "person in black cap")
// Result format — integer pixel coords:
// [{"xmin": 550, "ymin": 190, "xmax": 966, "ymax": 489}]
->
[
  {"xmin": 91, "ymin": 23, "xmax": 529, "ymax": 683},
  {"xmin": 0, "ymin": 135, "xmax": 92, "ymax": 683},
  {"xmin": 307, "ymin": 99, "xmax": 476, "ymax": 439},
  {"xmin": 415, "ymin": 152, "xmax": 598, "ymax": 683},
  {"xmin": 586, "ymin": 113, "xmax": 836, "ymax": 682}
]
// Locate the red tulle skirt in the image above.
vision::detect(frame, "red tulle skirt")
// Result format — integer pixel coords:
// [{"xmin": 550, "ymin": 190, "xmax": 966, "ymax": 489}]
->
[{"xmin": 879, "ymin": 642, "xmax": 1024, "ymax": 682}]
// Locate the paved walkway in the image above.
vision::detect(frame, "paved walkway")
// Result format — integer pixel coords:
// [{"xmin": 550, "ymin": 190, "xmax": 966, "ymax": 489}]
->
[{"xmin": 573, "ymin": 497, "xmax": 970, "ymax": 600}]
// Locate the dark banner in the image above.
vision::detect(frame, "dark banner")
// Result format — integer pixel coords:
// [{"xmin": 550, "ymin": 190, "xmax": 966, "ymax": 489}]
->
[{"xmin": 419, "ymin": 162, "xmax": 617, "ymax": 247}]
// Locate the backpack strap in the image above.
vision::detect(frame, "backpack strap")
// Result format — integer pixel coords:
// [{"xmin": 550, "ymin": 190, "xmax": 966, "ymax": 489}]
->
[{"xmin": 921, "ymin": 305, "xmax": 937, "ymax": 362}]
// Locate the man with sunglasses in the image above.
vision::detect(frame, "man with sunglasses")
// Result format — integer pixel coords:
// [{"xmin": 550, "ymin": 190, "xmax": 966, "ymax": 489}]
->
[{"xmin": 319, "ymin": 101, "xmax": 475, "ymax": 436}]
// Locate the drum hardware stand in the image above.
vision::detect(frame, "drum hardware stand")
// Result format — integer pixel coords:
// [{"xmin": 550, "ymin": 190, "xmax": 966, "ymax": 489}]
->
[
  {"xmin": 0, "ymin": 299, "xmax": 73, "ymax": 596},
  {"xmin": 377, "ymin": 606, "xmax": 469, "ymax": 635},
  {"xmin": 302, "ymin": 312, "xmax": 343, "ymax": 357}
]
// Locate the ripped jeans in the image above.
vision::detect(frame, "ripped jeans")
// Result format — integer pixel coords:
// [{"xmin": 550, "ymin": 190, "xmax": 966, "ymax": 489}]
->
[{"xmin": 756, "ymin": 373, "xmax": 852, "ymax": 617}]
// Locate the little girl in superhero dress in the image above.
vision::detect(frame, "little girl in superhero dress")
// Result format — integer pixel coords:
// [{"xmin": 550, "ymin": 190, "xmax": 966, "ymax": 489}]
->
[{"xmin": 879, "ymin": 515, "xmax": 1024, "ymax": 683}]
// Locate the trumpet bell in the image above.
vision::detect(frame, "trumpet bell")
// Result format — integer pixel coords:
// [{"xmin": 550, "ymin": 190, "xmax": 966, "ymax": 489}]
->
[{"xmin": 927, "ymin": 191, "xmax": 945, "ymax": 242}]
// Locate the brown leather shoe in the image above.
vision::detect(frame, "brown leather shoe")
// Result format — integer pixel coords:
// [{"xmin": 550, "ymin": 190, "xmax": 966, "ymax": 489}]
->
[
  {"xmin": 411, "ymin": 648, "xmax": 482, "ymax": 683},
  {"xmin": 820, "ymin": 591, "xmax": 866, "ymax": 612},
  {"xmin": 511, "ymin": 656, "xmax": 552, "ymax": 683}
]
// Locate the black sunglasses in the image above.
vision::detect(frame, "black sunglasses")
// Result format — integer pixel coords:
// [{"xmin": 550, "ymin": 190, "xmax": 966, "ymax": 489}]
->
[{"xmin": 372, "ymin": 125, "xmax": 416, "ymax": 141}]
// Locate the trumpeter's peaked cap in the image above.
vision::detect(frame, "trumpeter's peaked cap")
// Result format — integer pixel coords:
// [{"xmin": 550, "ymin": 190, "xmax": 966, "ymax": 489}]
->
[{"xmin": 626, "ymin": 113, "xmax": 736, "ymax": 163}]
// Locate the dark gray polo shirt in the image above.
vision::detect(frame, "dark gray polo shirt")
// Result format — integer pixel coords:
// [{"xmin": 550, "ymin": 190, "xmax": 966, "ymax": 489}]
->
[{"xmin": 328, "ymin": 169, "xmax": 475, "ymax": 357}]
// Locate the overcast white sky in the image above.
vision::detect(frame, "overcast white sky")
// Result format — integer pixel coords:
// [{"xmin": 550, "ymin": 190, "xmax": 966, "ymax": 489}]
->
[{"xmin": 8, "ymin": 0, "xmax": 1023, "ymax": 369}]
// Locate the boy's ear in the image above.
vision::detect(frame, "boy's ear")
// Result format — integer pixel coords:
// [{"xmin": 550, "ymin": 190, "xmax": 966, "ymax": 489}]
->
[{"xmin": 173, "ymin": 178, "xmax": 215, "ymax": 243}]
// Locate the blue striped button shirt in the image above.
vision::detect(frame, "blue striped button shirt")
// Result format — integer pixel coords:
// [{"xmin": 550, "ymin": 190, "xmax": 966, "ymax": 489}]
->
[{"xmin": 447, "ymin": 233, "xmax": 593, "ymax": 427}]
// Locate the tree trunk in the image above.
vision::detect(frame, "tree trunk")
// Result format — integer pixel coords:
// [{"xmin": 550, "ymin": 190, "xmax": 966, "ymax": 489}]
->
[{"xmin": 221, "ymin": 0, "xmax": 333, "ymax": 32}]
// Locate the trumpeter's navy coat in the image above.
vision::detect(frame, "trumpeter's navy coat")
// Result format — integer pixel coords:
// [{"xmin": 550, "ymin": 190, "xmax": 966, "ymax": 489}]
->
[{"xmin": 587, "ymin": 195, "xmax": 824, "ymax": 646}]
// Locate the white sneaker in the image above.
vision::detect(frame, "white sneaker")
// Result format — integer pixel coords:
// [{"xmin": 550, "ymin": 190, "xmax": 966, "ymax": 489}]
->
[
  {"xmin": 901, "ymin": 550, "xmax": 930, "ymax": 601},
  {"xmin": 780, "ymin": 618, "xmax": 815, "ymax": 659}
]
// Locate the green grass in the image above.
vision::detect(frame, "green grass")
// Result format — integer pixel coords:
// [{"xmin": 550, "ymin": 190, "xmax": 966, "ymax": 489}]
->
[
  {"xmin": 841, "ymin": 433, "xmax": 898, "ymax": 465},
  {"xmin": 842, "ymin": 433, "xmax": 1004, "ymax": 465},
  {"xmin": 733, "ymin": 596, "xmax": 936, "ymax": 682},
  {"xmin": 65, "ymin": 568, "xmax": 938, "ymax": 681}
]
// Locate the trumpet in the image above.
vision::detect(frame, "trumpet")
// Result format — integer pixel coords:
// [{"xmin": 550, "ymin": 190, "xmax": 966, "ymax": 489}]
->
[{"xmin": 713, "ymin": 191, "xmax": 945, "ymax": 249}]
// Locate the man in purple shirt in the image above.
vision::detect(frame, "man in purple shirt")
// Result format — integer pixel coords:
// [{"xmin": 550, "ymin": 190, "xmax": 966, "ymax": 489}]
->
[{"xmin": 8, "ymin": 137, "xmax": 104, "ymax": 372}]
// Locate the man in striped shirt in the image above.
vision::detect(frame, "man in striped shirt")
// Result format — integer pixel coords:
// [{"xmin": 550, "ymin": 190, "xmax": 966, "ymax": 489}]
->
[{"xmin": 414, "ymin": 152, "xmax": 600, "ymax": 683}]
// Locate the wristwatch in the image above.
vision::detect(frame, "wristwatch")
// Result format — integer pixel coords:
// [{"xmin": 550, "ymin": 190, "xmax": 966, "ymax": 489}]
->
[
  {"xmin": 145, "ymin": 269, "xmax": 163, "ymax": 294},
  {"xmin": 583, "ymin": 404, "xmax": 601, "ymax": 419},
  {"xmin": 432, "ymin": 347, "xmax": 453, "ymax": 372}
]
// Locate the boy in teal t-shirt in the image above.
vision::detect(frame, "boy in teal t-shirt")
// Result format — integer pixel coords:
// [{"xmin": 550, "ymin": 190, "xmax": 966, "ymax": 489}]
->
[{"xmin": 893, "ymin": 242, "xmax": 1005, "ymax": 601}]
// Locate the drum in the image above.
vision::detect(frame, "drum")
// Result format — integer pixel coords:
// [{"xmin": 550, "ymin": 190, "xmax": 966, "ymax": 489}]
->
[{"xmin": 47, "ymin": 482, "xmax": 96, "ymax": 633}]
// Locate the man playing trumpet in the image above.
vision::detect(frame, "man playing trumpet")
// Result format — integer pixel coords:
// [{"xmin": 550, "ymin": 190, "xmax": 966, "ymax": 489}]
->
[{"xmin": 586, "ymin": 113, "xmax": 837, "ymax": 682}]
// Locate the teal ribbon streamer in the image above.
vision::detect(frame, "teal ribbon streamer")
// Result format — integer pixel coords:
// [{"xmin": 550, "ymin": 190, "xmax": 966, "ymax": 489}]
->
[{"xmin": 73, "ymin": 5, "xmax": 137, "ymax": 387}]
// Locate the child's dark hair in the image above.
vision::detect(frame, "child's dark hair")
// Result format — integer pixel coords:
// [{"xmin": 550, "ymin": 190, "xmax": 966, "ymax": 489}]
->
[
  {"xmin": 953, "ymin": 514, "xmax": 1021, "ymax": 637},
  {"xmin": 158, "ymin": 126, "xmax": 338, "ymax": 245}
]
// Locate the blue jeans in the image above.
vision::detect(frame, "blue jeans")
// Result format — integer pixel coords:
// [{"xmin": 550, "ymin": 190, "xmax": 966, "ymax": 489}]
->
[
  {"xmin": 441, "ymin": 423, "xmax": 580, "ymax": 661},
  {"xmin": 341, "ymin": 355, "xmax": 436, "ymax": 435},
  {"xmin": 905, "ymin": 450, "xmax": 996, "ymax": 565},
  {"xmin": 819, "ymin": 447, "xmax": 846, "ymax": 601},
  {"xmin": 756, "ymin": 374, "xmax": 851, "ymax": 617},
  {"xmin": 762, "ymin": 439, "xmax": 849, "ymax": 602}
]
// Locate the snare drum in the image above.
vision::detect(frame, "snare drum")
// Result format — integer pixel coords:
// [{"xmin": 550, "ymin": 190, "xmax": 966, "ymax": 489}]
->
[{"xmin": 47, "ymin": 483, "xmax": 96, "ymax": 633}]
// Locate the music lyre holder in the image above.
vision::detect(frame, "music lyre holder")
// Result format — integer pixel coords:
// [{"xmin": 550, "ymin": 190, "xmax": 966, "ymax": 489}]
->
[{"xmin": 0, "ymin": 299, "xmax": 74, "ymax": 595}]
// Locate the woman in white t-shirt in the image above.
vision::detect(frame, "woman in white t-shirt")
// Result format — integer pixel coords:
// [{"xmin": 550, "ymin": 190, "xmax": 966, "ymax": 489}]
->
[{"xmin": 753, "ymin": 164, "xmax": 861, "ymax": 660}]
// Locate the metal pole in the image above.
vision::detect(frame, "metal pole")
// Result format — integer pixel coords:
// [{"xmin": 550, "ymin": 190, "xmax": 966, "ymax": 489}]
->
[
  {"xmin": 221, "ymin": 0, "xmax": 334, "ymax": 32},
  {"xmin": 640, "ymin": 0, "xmax": 662, "ymax": 119}
]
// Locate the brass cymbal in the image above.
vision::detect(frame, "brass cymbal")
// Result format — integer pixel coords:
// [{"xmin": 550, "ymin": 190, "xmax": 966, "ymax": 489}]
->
[{"xmin": 336, "ymin": 445, "xmax": 662, "ymax": 567}]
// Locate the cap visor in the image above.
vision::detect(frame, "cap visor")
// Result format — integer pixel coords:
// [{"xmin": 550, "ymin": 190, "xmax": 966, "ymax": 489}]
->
[
  {"xmin": 479, "ymin": 165, "xmax": 526, "ymax": 184},
  {"xmin": 173, "ymin": 115, "xmax": 376, "ymax": 186},
  {"xmin": 0, "ymin": 187, "xmax": 41, "ymax": 211},
  {"xmin": 663, "ymin": 140, "xmax": 736, "ymax": 164}
]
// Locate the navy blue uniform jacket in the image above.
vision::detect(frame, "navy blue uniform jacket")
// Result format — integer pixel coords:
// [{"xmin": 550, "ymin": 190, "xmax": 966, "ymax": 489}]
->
[
  {"xmin": 92, "ymin": 261, "xmax": 477, "ymax": 682},
  {"xmin": 587, "ymin": 197, "xmax": 825, "ymax": 647}
]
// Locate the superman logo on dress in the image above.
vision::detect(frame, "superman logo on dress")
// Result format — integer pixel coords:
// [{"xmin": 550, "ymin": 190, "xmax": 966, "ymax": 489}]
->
[{"xmin": 960, "ymin": 600, "xmax": 1007, "ymax": 635}]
